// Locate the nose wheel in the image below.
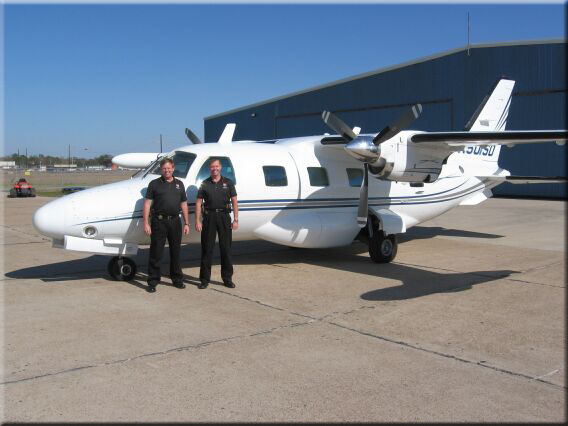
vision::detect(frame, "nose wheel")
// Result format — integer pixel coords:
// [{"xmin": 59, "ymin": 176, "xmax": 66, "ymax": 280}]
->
[{"xmin": 108, "ymin": 256, "xmax": 137, "ymax": 281}]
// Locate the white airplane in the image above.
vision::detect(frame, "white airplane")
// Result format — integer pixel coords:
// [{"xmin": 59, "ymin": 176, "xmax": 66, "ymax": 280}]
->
[{"xmin": 33, "ymin": 79, "xmax": 567, "ymax": 280}]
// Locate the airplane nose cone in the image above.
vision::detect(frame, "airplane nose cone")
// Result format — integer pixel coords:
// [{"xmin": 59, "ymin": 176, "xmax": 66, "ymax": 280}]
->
[{"xmin": 33, "ymin": 201, "xmax": 65, "ymax": 239}]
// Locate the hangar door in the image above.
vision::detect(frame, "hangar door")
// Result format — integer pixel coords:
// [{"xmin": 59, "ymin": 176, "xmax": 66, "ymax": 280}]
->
[{"xmin": 275, "ymin": 100, "xmax": 453, "ymax": 139}]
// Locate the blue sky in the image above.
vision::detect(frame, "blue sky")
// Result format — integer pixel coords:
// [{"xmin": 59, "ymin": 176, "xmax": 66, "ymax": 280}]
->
[{"xmin": 4, "ymin": 3, "xmax": 566, "ymax": 158}]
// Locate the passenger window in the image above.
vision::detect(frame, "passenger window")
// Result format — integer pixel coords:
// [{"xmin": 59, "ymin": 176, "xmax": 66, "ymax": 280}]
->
[
  {"xmin": 195, "ymin": 157, "xmax": 237, "ymax": 184},
  {"xmin": 307, "ymin": 167, "xmax": 329, "ymax": 187},
  {"xmin": 263, "ymin": 166, "xmax": 288, "ymax": 187},
  {"xmin": 346, "ymin": 168, "xmax": 363, "ymax": 187}
]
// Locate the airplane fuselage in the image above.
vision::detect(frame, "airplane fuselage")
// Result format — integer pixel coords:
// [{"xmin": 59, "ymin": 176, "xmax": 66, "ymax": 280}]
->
[{"xmin": 33, "ymin": 137, "xmax": 498, "ymax": 256}]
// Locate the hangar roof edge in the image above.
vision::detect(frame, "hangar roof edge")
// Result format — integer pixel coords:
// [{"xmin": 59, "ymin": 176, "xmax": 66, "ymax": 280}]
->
[{"xmin": 204, "ymin": 38, "xmax": 566, "ymax": 121}]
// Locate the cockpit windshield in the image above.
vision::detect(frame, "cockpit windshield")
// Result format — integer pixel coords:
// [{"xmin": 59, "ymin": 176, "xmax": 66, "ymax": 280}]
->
[{"xmin": 143, "ymin": 151, "xmax": 197, "ymax": 179}]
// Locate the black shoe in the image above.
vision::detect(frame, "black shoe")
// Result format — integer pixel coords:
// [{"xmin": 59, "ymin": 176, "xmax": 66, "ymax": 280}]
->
[
  {"xmin": 224, "ymin": 281, "xmax": 236, "ymax": 288},
  {"xmin": 172, "ymin": 282, "xmax": 186, "ymax": 289},
  {"xmin": 198, "ymin": 281, "xmax": 209, "ymax": 289},
  {"xmin": 147, "ymin": 284, "xmax": 157, "ymax": 293}
]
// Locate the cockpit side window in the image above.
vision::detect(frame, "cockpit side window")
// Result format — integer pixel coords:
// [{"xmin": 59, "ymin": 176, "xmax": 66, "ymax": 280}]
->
[
  {"xmin": 195, "ymin": 157, "xmax": 237, "ymax": 185},
  {"xmin": 145, "ymin": 151, "xmax": 197, "ymax": 179}
]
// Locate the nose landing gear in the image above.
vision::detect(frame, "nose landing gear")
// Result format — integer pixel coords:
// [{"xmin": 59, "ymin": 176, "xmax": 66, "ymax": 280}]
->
[{"xmin": 108, "ymin": 256, "xmax": 137, "ymax": 281}]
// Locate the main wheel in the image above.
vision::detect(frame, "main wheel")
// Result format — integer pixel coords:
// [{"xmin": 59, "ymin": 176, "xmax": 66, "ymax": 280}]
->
[
  {"xmin": 369, "ymin": 231, "xmax": 398, "ymax": 263},
  {"xmin": 29, "ymin": 188, "xmax": 37, "ymax": 197},
  {"xmin": 107, "ymin": 256, "xmax": 137, "ymax": 281}
]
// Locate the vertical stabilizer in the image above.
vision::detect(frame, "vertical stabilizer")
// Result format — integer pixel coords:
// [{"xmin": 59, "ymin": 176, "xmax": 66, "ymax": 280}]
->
[
  {"xmin": 460, "ymin": 79, "xmax": 515, "ymax": 167},
  {"xmin": 467, "ymin": 79, "xmax": 515, "ymax": 132}
]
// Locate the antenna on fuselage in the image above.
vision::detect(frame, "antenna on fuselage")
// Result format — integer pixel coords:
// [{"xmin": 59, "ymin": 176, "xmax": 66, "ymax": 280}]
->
[{"xmin": 218, "ymin": 123, "xmax": 236, "ymax": 146}]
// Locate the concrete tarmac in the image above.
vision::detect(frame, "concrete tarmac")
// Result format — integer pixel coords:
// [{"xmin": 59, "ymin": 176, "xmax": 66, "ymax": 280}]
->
[{"xmin": 1, "ymin": 196, "xmax": 565, "ymax": 422}]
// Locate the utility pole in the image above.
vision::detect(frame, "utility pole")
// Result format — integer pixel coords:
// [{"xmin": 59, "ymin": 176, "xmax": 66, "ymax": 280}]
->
[
  {"xmin": 68, "ymin": 144, "xmax": 71, "ymax": 167},
  {"xmin": 160, "ymin": 134, "xmax": 163, "ymax": 153},
  {"xmin": 467, "ymin": 12, "xmax": 471, "ymax": 56},
  {"xmin": 25, "ymin": 147, "xmax": 28, "ymax": 168}
]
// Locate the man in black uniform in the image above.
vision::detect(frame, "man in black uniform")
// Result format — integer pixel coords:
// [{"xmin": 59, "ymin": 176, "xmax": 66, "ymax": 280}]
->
[
  {"xmin": 195, "ymin": 158, "xmax": 238, "ymax": 289},
  {"xmin": 143, "ymin": 158, "xmax": 190, "ymax": 293}
]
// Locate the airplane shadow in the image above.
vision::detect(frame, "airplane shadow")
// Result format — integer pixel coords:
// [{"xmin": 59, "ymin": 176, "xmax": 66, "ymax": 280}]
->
[
  {"xmin": 4, "ymin": 225, "xmax": 509, "ymax": 299},
  {"xmin": 226, "ymin": 240, "xmax": 515, "ymax": 301},
  {"xmin": 358, "ymin": 264, "xmax": 513, "ymax": 301},
  {"xmin": 399, "ymin": 226, "xmax": 503, "ymax": 242}
]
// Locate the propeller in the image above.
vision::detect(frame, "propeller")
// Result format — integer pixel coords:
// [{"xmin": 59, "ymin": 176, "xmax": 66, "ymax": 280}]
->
[
  {"xmin": 321, "ymin": 104, "xmax": 423, "ymax": 227},
  {"xmin": 185, "ymin": 128, "xmax": 203, "ymax": 144},
  {"xmin": 322, "ymin": 111, "xmax": 357, "ymax": 141},
  {"xmin": 373, "ymin": 104, "xmax": 422, "ymax": 145},
  {"xmin": 357, "ymin": 163, "xmax": 369, "ymax": 227}
]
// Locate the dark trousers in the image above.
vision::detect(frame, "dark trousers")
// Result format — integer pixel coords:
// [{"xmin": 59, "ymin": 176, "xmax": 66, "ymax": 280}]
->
[
  {"xmin": 200, "ymin": 211, "xmax": 233, "ymax": 283},
  {"xmin": 147, "ymin": 216, "xmax": 183, "ymax": 285}
]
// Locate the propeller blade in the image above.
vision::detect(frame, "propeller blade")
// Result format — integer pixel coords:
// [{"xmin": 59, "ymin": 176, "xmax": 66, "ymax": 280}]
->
[
  {"xmin": 322, "ymin": 111, "xmax": 357, "ymax": 142},
  {"xmin": 185, "ymin": 128, "xmax": 203, "ymax": 144},
  {"xmin": 373, "ymin": 103, "xmax": 422, "ymax": 145},
  {"xmin": 357, "ymin": 163, "xmax": 369, "ymax": 227}
]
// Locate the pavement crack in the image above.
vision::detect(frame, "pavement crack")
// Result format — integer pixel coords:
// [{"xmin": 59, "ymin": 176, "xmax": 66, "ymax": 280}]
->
[
  {"xmin": 210, "ymin": 287, "xmax": 318, "ymax": 320},
  {"xmin": 0, "ymin": 320, "xmax": 315, "ymax": 386},
  {"xmin": 505, "ymin": 278, "xmax": 564, "ymax": 288},
  {"xmin": 394, "ymin": 260, "xmax": 564, "ymax": 289},
  {"xmin": 325, "ymin": 320, "xmax": 565, "ymax": 390},
  {"xmin": 2, "ymin": 241, "xmax": 49, "ymax": 246}
]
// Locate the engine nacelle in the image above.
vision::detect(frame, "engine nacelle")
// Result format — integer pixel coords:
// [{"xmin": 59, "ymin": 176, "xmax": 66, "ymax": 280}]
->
[{"xmin": 368, "ymin": 133, "xmax": 445, "ymax": 183}]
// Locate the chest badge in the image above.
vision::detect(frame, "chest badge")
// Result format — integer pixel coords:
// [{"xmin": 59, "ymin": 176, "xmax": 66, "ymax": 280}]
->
[
  {"xmin": 176, "ymin": 184, "xmax": 180, "ymax": 189},
  {"xmin": 222, "ymin": 183, "xmax": 227, "ymax": 188}
]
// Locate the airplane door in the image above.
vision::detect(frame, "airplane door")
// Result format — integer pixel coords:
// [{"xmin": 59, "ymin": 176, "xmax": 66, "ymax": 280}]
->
[{"xmin": 258, "ymin": 152, "xmax": 300, "ymax": 201}]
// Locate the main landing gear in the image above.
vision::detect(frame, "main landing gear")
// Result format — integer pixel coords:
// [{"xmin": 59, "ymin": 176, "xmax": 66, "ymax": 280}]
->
[
  {"xmin": 360, "ymin": 215, "xmax": 398, "ymax": 263},
  {"xmin": 107, "ymin": 256, "xmax": 137, "ymax": 281},
  {"xmin": 369, "ymin": 231, "xmax": 398, "ymax": 263}
]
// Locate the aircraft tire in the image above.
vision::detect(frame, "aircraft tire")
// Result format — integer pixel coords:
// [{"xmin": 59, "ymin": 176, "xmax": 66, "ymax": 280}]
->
[
  {"xmin": 108, "ymin": 256, "xmax": 137, "ymax": 281},
  {"xmin": 369, "ymin": 231, "xmax": 397, "ymax": 263}
]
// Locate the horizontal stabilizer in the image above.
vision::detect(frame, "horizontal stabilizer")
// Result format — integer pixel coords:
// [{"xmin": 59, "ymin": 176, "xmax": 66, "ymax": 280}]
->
[{"xmin": 459, "ymin": 188, "xmax": 492, "ymax": 206}]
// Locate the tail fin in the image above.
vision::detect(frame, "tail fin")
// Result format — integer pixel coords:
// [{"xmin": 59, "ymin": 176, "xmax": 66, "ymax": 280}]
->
[{"xmin": 461, "ymin": 78, "xmax": 515, "ymax": 166}]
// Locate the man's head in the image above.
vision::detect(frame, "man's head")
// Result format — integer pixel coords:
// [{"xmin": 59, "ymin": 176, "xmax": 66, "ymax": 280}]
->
[
  {"xmin": 209, "ymin": 158, "xmax": 222, "ymax": 179},
  {"xmin": 160, "ymin": 158, "xmax": 175, "ymax": 180}
]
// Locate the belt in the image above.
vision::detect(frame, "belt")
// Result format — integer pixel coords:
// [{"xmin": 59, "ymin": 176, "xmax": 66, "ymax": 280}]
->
[
  {"xmin": 155, "ymin": 214, "xmax": 180, "ymax": 220},
  {"xmin": 205, "ymin": 208, "xmax": 228, "ymax": 213}
]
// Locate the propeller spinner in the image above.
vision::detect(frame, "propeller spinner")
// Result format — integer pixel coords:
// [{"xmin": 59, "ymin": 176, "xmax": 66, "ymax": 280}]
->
[{"xmin": 321, "ymin": 104, "xmax": 422, "ymax": 227}]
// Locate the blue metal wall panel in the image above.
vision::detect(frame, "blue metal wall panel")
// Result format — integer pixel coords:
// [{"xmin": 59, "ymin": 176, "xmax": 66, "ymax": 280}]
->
[{"xmin": 205, "ymin": 42, "xmax": 566, "ymax": 198}]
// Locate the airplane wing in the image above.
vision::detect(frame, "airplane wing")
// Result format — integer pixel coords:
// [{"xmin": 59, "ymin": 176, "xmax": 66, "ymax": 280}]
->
[
  {"xmin": 479, "ymin": 175, "xmax": 568, "ymax": 184},
  {"xmin": 409, "ymin": 130, "xmax": 567, "ymax": 147}
]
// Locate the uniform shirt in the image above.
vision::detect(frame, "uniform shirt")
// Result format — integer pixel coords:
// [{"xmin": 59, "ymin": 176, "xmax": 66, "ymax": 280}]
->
[
  {"xmin": 146, "ymin": 176, "xmax": 187, "ymax": 216},
  {"xmin": 197, "ymin": 176, "xmax": 237, "ymax": 210}
]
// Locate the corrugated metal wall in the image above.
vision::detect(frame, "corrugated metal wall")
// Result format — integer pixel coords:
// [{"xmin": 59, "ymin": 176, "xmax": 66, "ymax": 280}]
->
[{"xmin": 205, "ymin": 41, "xmax": 566, "ymax": 198}]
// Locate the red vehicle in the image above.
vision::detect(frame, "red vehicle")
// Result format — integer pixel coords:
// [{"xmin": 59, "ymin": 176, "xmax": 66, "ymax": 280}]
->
[{"xmin": 8, "ymin": 178, "xmax": 36, "ymax": 198}]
